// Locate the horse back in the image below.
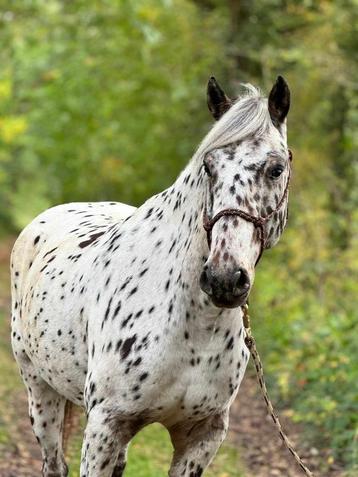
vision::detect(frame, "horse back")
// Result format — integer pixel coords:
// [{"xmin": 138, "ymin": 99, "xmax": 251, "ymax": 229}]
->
[{"xmin": 11, "ymin": 201, "xmax": 136, "ymax": 292}]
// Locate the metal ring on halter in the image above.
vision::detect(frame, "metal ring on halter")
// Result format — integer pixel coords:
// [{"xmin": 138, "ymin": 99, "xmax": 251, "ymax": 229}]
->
[{"xmin": 203, "ymin": 149, "xmax": 292, "ymax": 265}]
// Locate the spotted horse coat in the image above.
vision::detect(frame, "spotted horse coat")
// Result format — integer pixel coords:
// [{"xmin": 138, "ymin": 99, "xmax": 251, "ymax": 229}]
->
[{"xmin": 11, "ymin": 76, "xmax": 291, "ymax": 477}]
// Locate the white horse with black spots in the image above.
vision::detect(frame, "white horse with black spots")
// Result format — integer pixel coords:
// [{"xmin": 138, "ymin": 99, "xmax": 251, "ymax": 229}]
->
[{"xmin": 11, "ymin": 76, "xmax": 291, "ymax": 476}]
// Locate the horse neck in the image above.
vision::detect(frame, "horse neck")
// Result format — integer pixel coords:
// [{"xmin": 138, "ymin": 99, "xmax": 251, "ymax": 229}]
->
[
  {"xmin": 151, "ymin": 154, "xmax": 207, "ymax": 267},
  {"xmin": 146, "ymin": 155, "xmax": 234, "ymax": 325}
]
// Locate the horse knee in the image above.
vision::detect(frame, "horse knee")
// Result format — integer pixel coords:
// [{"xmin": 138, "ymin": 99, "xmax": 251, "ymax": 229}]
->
[{"xmin": 42, "ymin": 457, "xmax": 68, "ymax": 477}]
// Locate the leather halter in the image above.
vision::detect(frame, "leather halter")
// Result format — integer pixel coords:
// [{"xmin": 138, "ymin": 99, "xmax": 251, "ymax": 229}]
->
[{"xmin": 203, "ymin": 150, "xmax": 292, "ymax": 265}]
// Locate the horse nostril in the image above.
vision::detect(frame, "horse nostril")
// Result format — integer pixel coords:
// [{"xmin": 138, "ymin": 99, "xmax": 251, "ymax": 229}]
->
[
  {"xmin": 233, "ymin": 268, "xmax": 250, "ymax": 295},
  {"xmin": 200, "ymin": 268, "xmax": 212, "ymax": 295}
]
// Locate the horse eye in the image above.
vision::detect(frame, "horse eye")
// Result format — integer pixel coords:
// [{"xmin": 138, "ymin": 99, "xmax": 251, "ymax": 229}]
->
[
  {"xmin": 203, "ymin": 162, "xmax": 211, "ymax": 177},
  {"xmin": 269, "ymin": 165, "xmax": 284, "ymax": 179}
]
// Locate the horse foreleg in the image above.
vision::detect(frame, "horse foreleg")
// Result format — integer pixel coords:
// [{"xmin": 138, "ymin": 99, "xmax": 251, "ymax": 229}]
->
[
  {"xmin": 110, "ymin": 449, "xmax": 127, "ymax": 477},
  {"xmin": 80, "ymin": 406, "xmax": 132, "ymax": 477},
  {"xmin": 168, "ymin": 410, "xmax": 229, "ymax": 477}
]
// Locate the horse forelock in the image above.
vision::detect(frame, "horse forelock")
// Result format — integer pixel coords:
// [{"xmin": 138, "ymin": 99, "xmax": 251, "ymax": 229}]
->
[{"xmin": 194, "ymin": 84, "xmax": 271, "ymax": 163}]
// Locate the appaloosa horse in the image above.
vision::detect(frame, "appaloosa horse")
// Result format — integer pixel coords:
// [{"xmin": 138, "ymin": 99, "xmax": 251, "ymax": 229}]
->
[{"xmin": 11, "ymin": 76, "xmax": 291, "ymax": 476}]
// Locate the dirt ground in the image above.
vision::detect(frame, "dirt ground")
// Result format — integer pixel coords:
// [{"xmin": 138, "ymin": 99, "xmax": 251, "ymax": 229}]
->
[{"xmin": 230, "ymin": 372, "xmax": 345, "ymax": 477}]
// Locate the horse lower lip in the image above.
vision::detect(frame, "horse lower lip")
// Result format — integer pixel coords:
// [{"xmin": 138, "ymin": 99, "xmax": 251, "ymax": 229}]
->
[{"xmin": 211, "ymin": 294, "xmax": 247, "ymax": 309}]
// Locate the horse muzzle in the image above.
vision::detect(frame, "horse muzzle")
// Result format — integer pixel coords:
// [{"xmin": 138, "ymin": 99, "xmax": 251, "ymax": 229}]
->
[{"xmin": 200, "ymin": 265, "xmax": 251, "ymax": 309}]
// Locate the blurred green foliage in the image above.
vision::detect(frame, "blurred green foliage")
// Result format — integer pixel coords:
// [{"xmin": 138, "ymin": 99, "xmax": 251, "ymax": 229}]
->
[
  {"xmin": 0, "ymin": 0, "xmax": 228, "ymax": 229},
  {"xmin": 0, "ymin": 0, "xmax": 357, "ymax": 471}
]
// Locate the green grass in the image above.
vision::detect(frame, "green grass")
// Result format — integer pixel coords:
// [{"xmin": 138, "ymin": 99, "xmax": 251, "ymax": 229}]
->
[{"xmin": 0, "ymin": 310, "xmax": 25, "ymax": 448}]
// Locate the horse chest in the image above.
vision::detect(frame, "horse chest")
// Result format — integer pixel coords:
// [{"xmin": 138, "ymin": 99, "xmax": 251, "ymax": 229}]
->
[
  {"xmin": 159, "ymin": 333, "xmax": 249, "ymax": 420},
  {"xmin": 91, "ymin": 319, "xmax": 249, "ymax": 425}
]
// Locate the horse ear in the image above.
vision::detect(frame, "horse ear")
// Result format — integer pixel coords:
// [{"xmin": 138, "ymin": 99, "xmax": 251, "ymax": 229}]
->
[
  {"xmin": 268, "ymin": 76, "xmax": 290, "ymax": 126},
  {"xmin": 207, "ymin": 77, "xmax": 233, "ymax": 120}
]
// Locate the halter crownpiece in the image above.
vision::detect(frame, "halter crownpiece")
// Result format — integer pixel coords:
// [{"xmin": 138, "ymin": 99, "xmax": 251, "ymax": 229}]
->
[{"xmin": 203, "ymin": 149, "xmax": 292, "ymax": 265}]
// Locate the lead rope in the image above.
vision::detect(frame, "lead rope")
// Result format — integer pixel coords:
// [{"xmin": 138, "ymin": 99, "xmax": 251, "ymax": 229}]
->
[{"xmin": 242, "ymin": 304, "xmax": 315, "ymax": 477}]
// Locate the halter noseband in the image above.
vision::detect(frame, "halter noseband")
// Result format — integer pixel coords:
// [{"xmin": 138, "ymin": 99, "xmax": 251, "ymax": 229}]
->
[{"xmin": 203, "ymin": 150, "xmax": 292, "ymax": 265}]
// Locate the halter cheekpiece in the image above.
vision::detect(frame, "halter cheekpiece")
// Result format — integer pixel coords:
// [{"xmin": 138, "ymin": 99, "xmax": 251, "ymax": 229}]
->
[{"xmin": 203, "ymin": 149, "xmax": 292, "ymax": 265}]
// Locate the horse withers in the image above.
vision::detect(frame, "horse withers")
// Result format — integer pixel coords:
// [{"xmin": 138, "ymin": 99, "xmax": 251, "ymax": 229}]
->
[{"xmin": 11, "ymin": 76, "xmax": 291, "ymax": 476}]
